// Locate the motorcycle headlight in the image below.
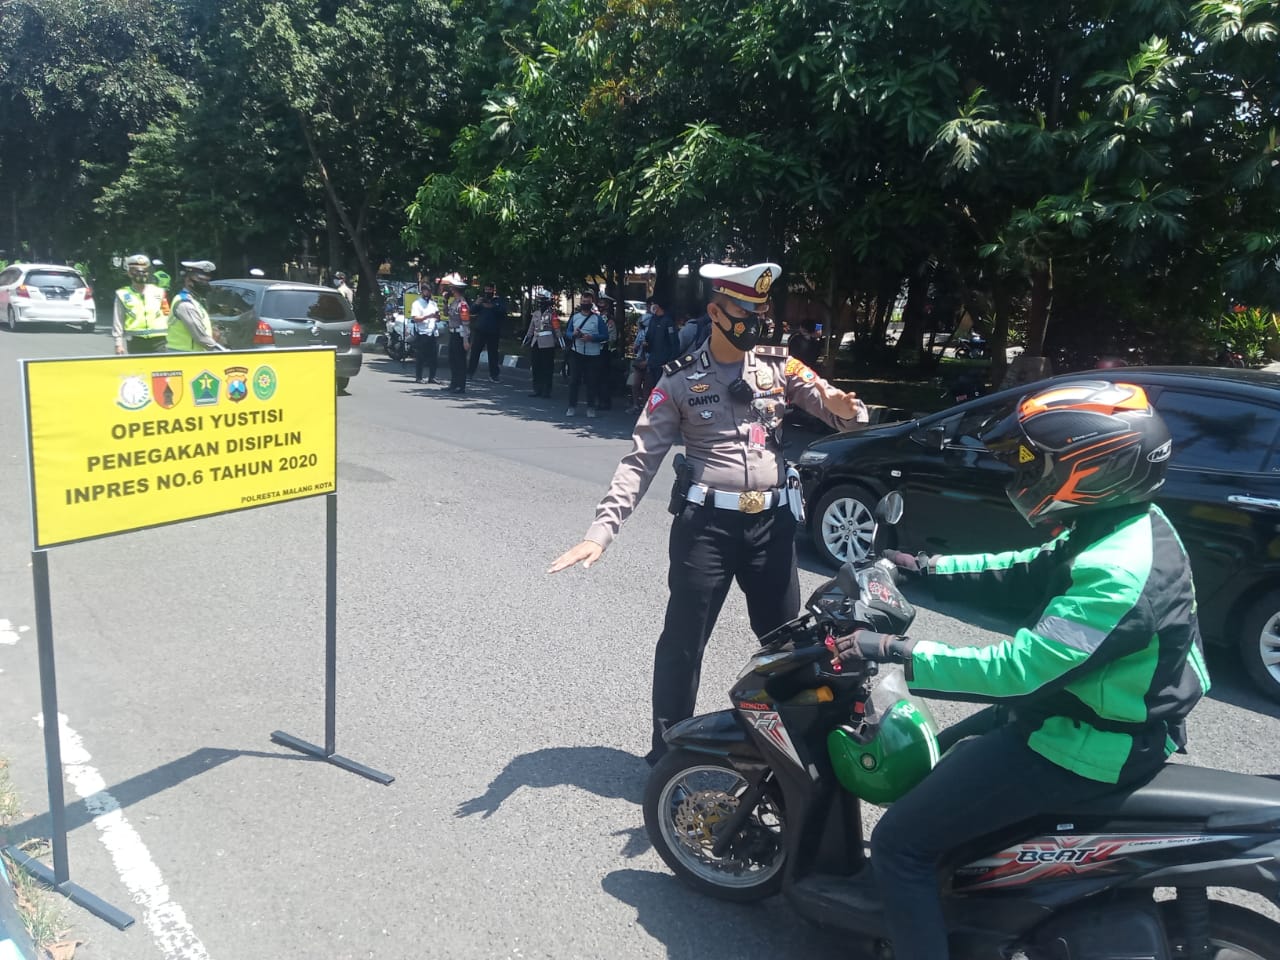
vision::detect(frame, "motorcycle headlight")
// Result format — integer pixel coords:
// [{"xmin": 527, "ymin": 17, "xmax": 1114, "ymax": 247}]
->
[{"xmin": 797, "ymin": 450, "xmax": 829, "ymax": 465}]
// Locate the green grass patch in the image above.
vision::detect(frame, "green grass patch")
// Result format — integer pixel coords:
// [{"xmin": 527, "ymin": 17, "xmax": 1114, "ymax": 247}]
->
[{"xmin": 0, "ymin": 760, "xmax": 79, "ymax": 958}]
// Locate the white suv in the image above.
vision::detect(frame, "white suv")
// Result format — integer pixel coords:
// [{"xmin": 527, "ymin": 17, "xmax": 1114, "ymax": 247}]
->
[{"xmin": 0, "ymin": 262, "xmax": 96, "ymax": 332}]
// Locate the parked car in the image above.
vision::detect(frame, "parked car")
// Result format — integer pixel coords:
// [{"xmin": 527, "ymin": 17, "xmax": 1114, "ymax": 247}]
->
[
  {"xmin": 0, "ymin": 262, "xmax": 96, "ymax": 332},
  {"xmin": 796, "ymin": 366, "xmax": 1280, "ymax": 701},
  {"xmin": 207, "ymin": 279, "xmax": 362, "ymax": 391}
]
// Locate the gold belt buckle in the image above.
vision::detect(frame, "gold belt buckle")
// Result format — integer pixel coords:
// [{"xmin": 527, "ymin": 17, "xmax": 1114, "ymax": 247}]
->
[{"xmin": 738, "ymin": 490, "xmax": 766, "ymax": 514}]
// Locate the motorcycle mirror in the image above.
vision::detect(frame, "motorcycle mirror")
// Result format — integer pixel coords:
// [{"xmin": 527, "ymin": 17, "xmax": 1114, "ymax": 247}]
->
[
  {"xmin": 875, "ymin": 492, "xmax": 904, "ymax": 526},
  {"xmin": 837, "ymin": 561, "xmax": 859, "ymax": 598}
]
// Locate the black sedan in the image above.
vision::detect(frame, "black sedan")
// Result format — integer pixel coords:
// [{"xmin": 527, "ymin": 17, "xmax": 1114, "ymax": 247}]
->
[{"xmin": 796, "ymin": 366, "xmax": 1280, "ymax": 701}]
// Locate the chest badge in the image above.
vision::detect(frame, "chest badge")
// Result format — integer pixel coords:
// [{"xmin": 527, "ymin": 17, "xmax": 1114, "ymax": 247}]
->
[
  {"xmin": 691, "ymin": 383, "xmax": 710, "ymax": 393},
  {"xmin": 755, "ymin": 367, "xmax": 775, "ymax": 390},
  {"xmin": 686, "ymin": 371, "xmax": 707, "ymax": 380},
  {"xmin": 700, "ymin": 410, "xmax": 714, "ymax": 420}
]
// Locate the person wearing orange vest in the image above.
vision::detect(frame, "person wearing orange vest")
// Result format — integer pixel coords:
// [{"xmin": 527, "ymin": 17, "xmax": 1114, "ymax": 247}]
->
[{"xmin": 112, "ymin": 253, "xmax": 170, "ymax": 355}]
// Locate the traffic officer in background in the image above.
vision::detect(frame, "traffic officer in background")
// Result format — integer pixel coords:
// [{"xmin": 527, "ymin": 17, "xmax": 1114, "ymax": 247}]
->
[
  {"xmin": 112, "ymin": 253, "xmax": 170, "ymax": 355},
  {"xmin": 549, "ymin": 261, "xmax": 869, "ymax": 764},
  {"xmin": 167, "ymin": 260, "xmax": 225, "ymax": 352},
  {"xmin": 151, "ymin": 259, "xmax": 171, "ymax": 293},
  {"xmin": 442, "ymin": 273, "xmax": 471, "ymax": 393}
]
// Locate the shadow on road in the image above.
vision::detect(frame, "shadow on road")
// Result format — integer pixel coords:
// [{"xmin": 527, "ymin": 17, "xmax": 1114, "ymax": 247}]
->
[
  {"xmin": 601, "ymin": 868, "xmax": 854, "ymax": 960},
  {"xmin": 456, "ymin": 745, "xmax": 647, "ymax": 818},
  {"xmin": 1, "ymin": 745, "xmax": 311, "ymax": 848}
]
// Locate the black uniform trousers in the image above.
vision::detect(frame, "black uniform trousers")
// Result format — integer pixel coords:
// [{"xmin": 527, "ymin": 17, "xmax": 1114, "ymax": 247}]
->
[
  {"xmin": 448, "ymin": 331, "xmax": 468, "ymax": 392},
  {"xmin": 651, "ymin": 502, "xmax": 799, "ymax": 758},
  {"xmin": 468, "ymin": 328, "xmax": 501, "ymax": 379},
  {"xmin": 414, "ymin": 334, "xmax": 439, "ymax": 382},
  {"xmin": 530, "ymin": 344, "xmax": 556, "ymax": 397},
  {"xmin": 871, "ymin": 723, "xmax": 1165, "ymax": 959},
  {"xmin": 127, "ymin": 336, "xmax": 167, "ymax": 355},
  {"xmin": 568, "ymin": 350, "xmax": 601, "ymax": 408}
]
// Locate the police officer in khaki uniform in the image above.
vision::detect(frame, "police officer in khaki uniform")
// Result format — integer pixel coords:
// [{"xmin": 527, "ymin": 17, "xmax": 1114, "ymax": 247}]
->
[{"xmin": 549, "ymin": 262, "xmax": 867, "ymax": 764}]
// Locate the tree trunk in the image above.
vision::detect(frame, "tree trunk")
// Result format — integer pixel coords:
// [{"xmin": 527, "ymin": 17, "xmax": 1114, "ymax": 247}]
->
[
  {"xmin": 1026, "ymin": 260, "xmax": 1053, "ymax": 358},
  {"xmin": 299, "ymin": 110, "xmax": 379, "ymax": 319},
  {"xmin": 895, "ymin": 262, "xmax": 933, "ymax": 366},
  {"xmin": 989, "ymin": 277, "xmax": 1013, "ymax": 386}
]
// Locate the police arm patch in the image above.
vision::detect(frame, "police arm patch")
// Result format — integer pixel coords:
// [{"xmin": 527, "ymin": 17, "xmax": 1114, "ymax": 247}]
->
[
  {"xmin": 785, "ymin": 356, "xmax": 817, "ymax": 382},
  {"xmin": 647, "ymin": 388, "xmax": 668, "ymax": 414}
]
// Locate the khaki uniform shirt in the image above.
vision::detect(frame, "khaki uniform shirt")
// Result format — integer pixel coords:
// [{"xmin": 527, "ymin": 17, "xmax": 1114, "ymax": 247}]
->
[{"xmin": 584, "ymin": 345, "xmax": 865, "ymax": 548}]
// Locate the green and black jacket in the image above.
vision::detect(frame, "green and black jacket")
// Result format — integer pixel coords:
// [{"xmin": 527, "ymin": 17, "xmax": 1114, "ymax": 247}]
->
[{"xmin": 908, "ymin": 503, "xmax": 1210, "ymax": 784}]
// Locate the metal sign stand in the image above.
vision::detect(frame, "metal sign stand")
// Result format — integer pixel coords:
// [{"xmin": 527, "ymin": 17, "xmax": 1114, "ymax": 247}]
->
[
  {"xmin": 1, "ymin": 551, "xmax": 134, "ymax": 930},
  {"xmin": 271, "ymin": 493, "xmax": 394, "ymax": 785},
  {"xmin": 6, "ymin": 493, "xmax": 391, "ymax": 931}
]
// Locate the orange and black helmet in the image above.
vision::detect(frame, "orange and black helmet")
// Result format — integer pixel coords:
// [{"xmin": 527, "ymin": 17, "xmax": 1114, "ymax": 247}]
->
[{"xmin": 980, "ymin": 381, "xmax": 1172, "ymax": 526}]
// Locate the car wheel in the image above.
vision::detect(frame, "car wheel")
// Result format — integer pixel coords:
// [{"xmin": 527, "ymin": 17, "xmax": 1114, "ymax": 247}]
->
[
  {"xmin": 811, "ymin": 483, "xmax": 878, "ymax": 568},
  {"xmin": 336, "ymin": 377, "xmax": 350, "ymax": 393},
  {"xmin": 82, "ymin": 320, "xmax": 96, "ymax": 333},
  {"xmin": 6, "ymin": 307, "xmax": 15, "ymax": 331},
  {"xmin": 1239, "ymin": 589, "xmax": 1280, "ymax": 703}
]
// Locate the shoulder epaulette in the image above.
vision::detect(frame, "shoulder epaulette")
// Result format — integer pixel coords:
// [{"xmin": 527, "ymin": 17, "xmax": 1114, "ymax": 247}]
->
[
  {"xmin": 753, "ymin": 345, "xmax": 787, "ymax": 358},
  {"xmin": 663, "ymin": 353, "xmax": 698, "ymax": 377}
]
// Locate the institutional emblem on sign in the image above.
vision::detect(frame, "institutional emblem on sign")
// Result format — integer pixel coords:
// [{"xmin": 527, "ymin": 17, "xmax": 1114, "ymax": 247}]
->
[
  {"xmin": 252, "ymin": 365, "xmax": 277, "ymax": 401},
  {"xmin": 116, "ymin": 375, "xmax": 151, "ymax": 411},
  {"xmin": 192, "ymin": 370, "xmax": 221, "ymax": 406},
  {"xmin": 151, "ymin": 370, "xmax": 184, "ymax": 409},
  {"xmin": 225, "ymin": 366, "xmax": 249, "ymax": 402}
]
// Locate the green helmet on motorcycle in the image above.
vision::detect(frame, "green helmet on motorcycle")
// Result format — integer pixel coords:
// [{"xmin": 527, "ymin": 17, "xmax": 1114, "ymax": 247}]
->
[{"xmin": 828, "ymin": 695, "xmax": 940, "ymax": 805}]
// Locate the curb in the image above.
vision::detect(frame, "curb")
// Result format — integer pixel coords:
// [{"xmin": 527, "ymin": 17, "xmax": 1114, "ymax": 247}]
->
[{"xmin": 0, "ymin": 858, "xmax": 36, "ymax": 960}]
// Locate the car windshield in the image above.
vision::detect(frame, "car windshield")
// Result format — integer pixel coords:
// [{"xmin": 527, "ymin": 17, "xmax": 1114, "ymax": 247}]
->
[
  {"xmin": 26, "ymin": 270, "xmax": 84, "ymax": 291},
  {"xmin": 263, "ymin": 289, "xmax": 351, "ymax": 323}
]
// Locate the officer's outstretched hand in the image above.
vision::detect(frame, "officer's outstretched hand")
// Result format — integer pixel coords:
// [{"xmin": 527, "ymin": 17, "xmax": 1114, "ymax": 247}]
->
[
  {"xmin": 816, "ymin": 379, "xmax": 867, "ymax": 422},
  {"xmin": 548, "ymin": 540, "xmax": 605, "ymax": 573}
]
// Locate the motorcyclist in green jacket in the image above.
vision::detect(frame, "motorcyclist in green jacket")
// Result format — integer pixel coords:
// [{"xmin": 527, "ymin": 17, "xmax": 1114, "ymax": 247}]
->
[{"xmin": 831, "ymin": 379, "xmax": 1209, "ymax": 960}]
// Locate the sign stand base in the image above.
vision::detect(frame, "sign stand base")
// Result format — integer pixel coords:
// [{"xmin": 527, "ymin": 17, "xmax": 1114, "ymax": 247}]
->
[
  {"xmin": 7, "ymin": 551, "xmax": 135, "ymax": 930},
  {"xmin": 268, "ymin": 731, "xmax": 394, "ymax": 784},
  {"xmin": 270, "ymin": 495, "xmax": 394, "ymax": 785},
  {"xmin": 1, "ymin": 847, "xmax": 133, "ymax": 930}
]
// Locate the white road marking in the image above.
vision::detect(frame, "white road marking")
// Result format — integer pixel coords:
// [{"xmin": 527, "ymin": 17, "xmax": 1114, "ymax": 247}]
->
[
  {"xmin": 0, "ymin": 619, "xmax": 28, "ymax": 645},
  {"xmin": 35, "ymin": 712, "xmax": 212, "ymax": 960}
]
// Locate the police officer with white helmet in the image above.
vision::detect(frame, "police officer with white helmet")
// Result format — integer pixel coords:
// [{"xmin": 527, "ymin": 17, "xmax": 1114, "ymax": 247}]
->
[{"xmin": 549, "ymin": 261, "xmax": 868, "ymax": 764}]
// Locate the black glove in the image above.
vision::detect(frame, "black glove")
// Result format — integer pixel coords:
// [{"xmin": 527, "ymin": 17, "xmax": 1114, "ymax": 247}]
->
[
  {"xmin": 882, "ymin": 550, "xmax": 931, "ymax": 578},
  {"xmin": 826, "ymin": 630, "xmax": 917, "ymax": 670}
]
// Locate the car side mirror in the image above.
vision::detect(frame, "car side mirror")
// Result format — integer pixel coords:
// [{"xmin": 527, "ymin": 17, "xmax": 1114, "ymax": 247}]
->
[{"xmin": 915, "ymin": 425, "xmax": 946, "ymax": 450}]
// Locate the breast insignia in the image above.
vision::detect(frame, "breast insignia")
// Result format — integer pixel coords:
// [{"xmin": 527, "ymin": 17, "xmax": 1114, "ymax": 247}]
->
[{"xmin": 752, "ymin": 345, "xmax": 787, "ymax": 358}]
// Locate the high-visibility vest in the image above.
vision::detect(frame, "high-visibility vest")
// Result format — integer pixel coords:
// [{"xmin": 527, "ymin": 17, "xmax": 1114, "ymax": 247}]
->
[
  {"xmin": 167, "ymin": 289, "xmax": 213, "ymax": 352},
  {"xmin": 115, "ymin": 284, "xmax": 169, "ymax": 338}
]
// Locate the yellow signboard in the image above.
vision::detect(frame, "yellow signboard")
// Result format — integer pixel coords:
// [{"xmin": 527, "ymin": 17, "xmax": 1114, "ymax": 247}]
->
[{"xmin": 22, "ymin": 348, "xmax": 337, "ymax": 548}]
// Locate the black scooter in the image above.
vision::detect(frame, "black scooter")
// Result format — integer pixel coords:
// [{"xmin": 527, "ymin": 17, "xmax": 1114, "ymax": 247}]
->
[{"xmin": 644, "ymin": 494, "xmax": 1280, "ymax": 959}]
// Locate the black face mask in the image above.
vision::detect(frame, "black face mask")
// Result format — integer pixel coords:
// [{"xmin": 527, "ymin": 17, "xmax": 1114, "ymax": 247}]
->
[
  {"xmin": 190, "ymin": 280, "xmax": 211, "ymax": 296},
  {"xmin": 714, "ymin": 306, "xmax": 761, "ymax": 350}
]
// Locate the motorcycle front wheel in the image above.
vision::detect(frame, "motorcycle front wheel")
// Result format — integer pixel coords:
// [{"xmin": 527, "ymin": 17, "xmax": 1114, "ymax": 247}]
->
[{"xmin": 642, "ymin": 749, "xmax": 785, "ymax": 902}]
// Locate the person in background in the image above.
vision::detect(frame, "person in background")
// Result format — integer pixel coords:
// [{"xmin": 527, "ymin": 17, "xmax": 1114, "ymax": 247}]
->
[
  {"xmin": 787, "ymin": 317, "xmax": 822, "ymax": 370},
  {"xmin": 626, "ymin": 307, "xmax": 651, "ymax": 414},
  {"xmin": 596, "ymin": 293, "xmax": 618, "ymax": 410},
  {"xmin": 468, "ymin": 281, "xmax": 508, "ymax": 382},
  {"xmin": 443, "ymin": 274, "xmax": 471, "ymax": 394},
  {"xmin": 411, "ymin": 281, "xmax": 442, "ymax": 384},
  {"xmin": 167, "ymin": 260, "xmax": 225, "ymax": 352},
  {"xmin": 333, "ymin": 271, "xmax": 354, "ymax": 305},
  {"xmin": 524, "ymin": 288, "xmax": 561, "ymax": 399},
  {"xmin": 150, "ymin": 259, "xmax": 171, "ymax": 294},
  {"xmin": 642, "ymin": 298, "xmax": 679, "ymax": 392},
  {"xmin": 564, "ymin": 288, "xmax": 606, "ymax": 418},
  {"xmin": 113, "ymin": 253, "xmax": 169, "ymax": 355}
]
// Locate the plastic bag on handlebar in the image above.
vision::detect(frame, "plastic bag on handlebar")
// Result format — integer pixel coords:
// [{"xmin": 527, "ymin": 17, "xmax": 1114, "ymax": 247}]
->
[{"xmin": 871, "ymin": 667, "xmax": 940, "ymax": 737}]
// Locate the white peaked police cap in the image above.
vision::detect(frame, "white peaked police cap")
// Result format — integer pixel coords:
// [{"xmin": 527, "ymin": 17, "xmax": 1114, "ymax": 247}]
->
[
  {"xmin": 180, "ymin": 260, "xmax": 216, "ymax": 274},
  {"xmin": 699, "ymin": 262, "xmax": 781, "ymax": 312}
]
